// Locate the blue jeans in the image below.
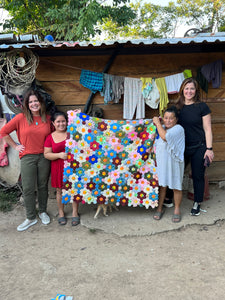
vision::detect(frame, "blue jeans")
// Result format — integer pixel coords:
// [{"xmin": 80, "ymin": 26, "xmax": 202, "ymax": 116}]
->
[{"xmin": 20, "ymin": 154, "xmax": 50, "ymax": 220}]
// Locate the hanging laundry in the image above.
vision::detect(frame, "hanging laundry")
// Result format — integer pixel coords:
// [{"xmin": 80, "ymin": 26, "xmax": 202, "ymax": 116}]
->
[
  {"xmin": 183, "ymin": 69, "xmax": 192, "ymax": 79},
  {"xmin": 123, "ymin": 77, "xmax": 145, "ymax": 119},
  {"xmin": 0, "ymin": 118, "xmax": 8, "ymax": 166},
  {"xmin": 196, "ymin": 68, "xmax": 208, "ymax": 93},
  {"xmin": 101, "ymin": 74, "xmax": 124, "ymax": 104},
  {"xmin": 155, "ymin": 78, "xmax": 169, "ymax": 116},
  {"xmin": 201, "ymin": 59, "xmax": 223, "ymax": 89},
  {"xmin": 140, "ymin": 77, "xmax": 152, "ymax": 91},
  {"xmin": 101, "ymin": 73, "xmax": 113, "ymax": 104},
  {"xmin": 79, "ymin": 69, "xmax": 103, "ymax": 93},
  {"xmin": 144, "ymin": 79, "xmax": 160, "ymax": 109},
  {"xmin": 164, "ymin": 72, "xmax": 185, "ymax": 94},
  {"xmin": 111, "ymin": 75, "xmax": 124, "ymax": 103},
  {"xmin": 140, "ymin": 77, "xmax": 153, "ymax": 100}
]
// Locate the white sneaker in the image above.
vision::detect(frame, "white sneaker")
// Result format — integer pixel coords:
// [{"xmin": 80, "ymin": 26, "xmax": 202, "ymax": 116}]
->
[
  {"xmin": 39, "ymin": 212, "xmax": 50, "ymax": 225},
  {"xmin": 17, "ymin": 218, "xmax": 37, "ymax": 232}
]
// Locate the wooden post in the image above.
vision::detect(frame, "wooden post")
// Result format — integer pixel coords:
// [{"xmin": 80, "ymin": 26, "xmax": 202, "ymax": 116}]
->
[{"xmin": 83, "ymin": 49, "xmax": 120, "ymax": 113}]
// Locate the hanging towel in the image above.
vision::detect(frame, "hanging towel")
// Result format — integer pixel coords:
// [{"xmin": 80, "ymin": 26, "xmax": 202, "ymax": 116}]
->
[
  {"xmin": 201, "ymin": 59, "xmax": 223, "ymax": 88},
  {"xmin": 155, "ymin": 78, "xmax": 169, "ymax": 116},
  {"xmin": 164, "ymin": 72, "xmax": 185, "ymax": 94},
  {"xmin": 0, "ymin": 118, "xmax": 8, "ymax": 166},
  {"xmin": 183, "ymin": 69, "xmax": 192, "ymax": 79},
  {"xmin": 79, "ymin": 69, "xmax": 103, "ymax": 93},
  {"xmin": 140, "ymin": 77, "xmax": 152, "ymax": 91},
  {"xmin": 123, "ymin": 77, "xmax": 145, "ymax": 119},
  {"xmin": 140, "ymin": 77, "xmax": 153, "ymax": 99},
  {"xmin": 145, "ymin": 79, "xmax": 160, "ymax": 109}
]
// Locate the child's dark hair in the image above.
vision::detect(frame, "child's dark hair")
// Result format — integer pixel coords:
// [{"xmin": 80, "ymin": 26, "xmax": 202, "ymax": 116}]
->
[
  {"xmin": 164, "ymin": 105, "xmax": 179, "ymax": 119},
  {"xmin": 51, "ymin": 110, "xmax": 68, "ymax": 122}
]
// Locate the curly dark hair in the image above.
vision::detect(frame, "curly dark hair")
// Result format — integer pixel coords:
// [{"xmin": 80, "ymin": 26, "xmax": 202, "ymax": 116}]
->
[{"xmin": 23, "ymin": 89, "xmax": 47, "ymax": 124}]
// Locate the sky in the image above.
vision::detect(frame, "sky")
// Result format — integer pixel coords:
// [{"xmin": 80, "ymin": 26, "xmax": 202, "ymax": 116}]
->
[
  {"xmin": 128, "ymin": 0, "xmax": 189, "ymax": 37},
  {"xmin": 144, "ymin": 0, "xmax": 192, "ymax": 37},
  {"xmin": 146, "ymin": 0, "xmax": 174, "ymax": 5}
]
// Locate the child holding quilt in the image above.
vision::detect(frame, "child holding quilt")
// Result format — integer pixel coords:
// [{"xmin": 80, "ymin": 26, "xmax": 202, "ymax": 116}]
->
[{"xmin": 153, "ymin": 106, "xmax": 185, "ymax": 222}]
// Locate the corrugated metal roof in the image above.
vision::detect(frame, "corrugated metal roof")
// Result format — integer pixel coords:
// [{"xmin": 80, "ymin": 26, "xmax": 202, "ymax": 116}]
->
[
  {"xmin": 0, "ymin": 32, "xmax": 224, "ymax": 56},
  {"xmin": 0, "ymin": 32, "xmax": 224, "ymax": 48}
]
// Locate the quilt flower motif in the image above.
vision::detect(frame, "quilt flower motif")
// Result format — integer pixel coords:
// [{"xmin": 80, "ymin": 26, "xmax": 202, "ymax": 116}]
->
[{"xmin": 62, "ymin": 112, "xmax": 158, "ymax": 208}]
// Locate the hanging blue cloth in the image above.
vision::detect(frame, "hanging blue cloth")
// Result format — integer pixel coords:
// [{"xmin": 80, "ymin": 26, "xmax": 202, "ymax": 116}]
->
[{"xmin": 79, "ymin": 69, "xmax": 103, "ymax": 93}]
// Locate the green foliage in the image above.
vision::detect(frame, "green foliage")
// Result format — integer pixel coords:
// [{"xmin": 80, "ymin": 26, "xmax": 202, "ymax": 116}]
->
[
  {"xmin": 101, "ymin": 0, "xmax": 225, "ymax": 39},
  {"xmin": 0, "ymin": 0, "xmax": 135, "ymax": 40},
  {"xmin": 101, "ymin": 1, "xmax": 179, "ymax": 39},
  {"xmin": 176, "ymin": 0, "xmax": 225, "ymax": 31},
  {"xmin": 0, "ymin": 186, "xmax": 20, "ymax": 212},
  {"xmin": 0, "ymin": 0, "xmax": 224, "ymax": 40}
]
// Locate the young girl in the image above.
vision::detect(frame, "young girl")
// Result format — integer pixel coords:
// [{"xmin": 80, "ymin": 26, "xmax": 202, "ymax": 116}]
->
[
  {"xmin": 153, "ymin": 106, "xmax": 185, "ymax": 222},
  {"xmin": 44, "ymin": 111, "xmax": 80, "ymax": 226}
]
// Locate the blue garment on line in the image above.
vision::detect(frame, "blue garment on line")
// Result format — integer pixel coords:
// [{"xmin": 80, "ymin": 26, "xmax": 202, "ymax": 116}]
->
[{"xmin": 79, "ymin": 69, "xmax": 103, "ymax": 94}]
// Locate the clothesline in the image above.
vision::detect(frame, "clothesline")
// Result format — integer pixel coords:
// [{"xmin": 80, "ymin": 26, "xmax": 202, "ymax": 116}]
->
[
  {"xmin": 41, "ymin": 59, "xmax": 185, "ymax": 118},
  {"xmin": 79, "ymin": 69, "xmax": 191, "ymax": 118},
  {"xmin": 41, "ymin": 58, "xmax": 190, "ymax": 81},
  {"xmin": 41, "ymin": 58, "xmax": 223, "ymax": 119},
  {"xmin": 41, "ymin": 59, "xmax": 83, "ymax": 71}
]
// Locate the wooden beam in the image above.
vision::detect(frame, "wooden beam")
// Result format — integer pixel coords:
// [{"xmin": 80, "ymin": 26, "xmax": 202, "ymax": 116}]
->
[{"xmin": 83, "ymin": 49, "xmax": 120, "ymax": 113}]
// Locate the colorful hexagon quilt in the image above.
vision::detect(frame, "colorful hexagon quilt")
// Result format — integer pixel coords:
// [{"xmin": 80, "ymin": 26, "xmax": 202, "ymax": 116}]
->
[{"xmin": 62, "ymin": 111, "xmax": 158, "ymax": 209}]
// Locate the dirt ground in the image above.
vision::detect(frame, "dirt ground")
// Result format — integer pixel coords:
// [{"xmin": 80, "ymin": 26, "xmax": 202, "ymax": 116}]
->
[{"xmin": 1, "ymin": 185, "xmax": 225, "ymax": 300}]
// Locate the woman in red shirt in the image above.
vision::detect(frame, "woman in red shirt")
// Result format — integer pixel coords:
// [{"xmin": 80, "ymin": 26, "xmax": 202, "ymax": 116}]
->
[{"xmin": 0, "ymin": 90, "xmax": 52, "ymax": 231}]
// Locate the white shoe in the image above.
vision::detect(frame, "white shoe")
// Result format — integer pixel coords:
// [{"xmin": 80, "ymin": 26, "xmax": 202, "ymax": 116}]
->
[
  {"xmin": 17, "ymin": 218, "xmax": 37, "ymax": 232},
  {"xmin": 39, "ymin": 212, "xmax": 50, "ymax": 225}
]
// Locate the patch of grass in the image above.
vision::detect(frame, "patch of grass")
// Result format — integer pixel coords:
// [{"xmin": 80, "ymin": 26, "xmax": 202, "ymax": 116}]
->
[{"xmin": 0, "ymin": 186, "xmax": 20, "ymax": 212}]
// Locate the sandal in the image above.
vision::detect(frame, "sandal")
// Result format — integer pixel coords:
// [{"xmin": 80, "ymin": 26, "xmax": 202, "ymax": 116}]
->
[
  {"xmin": 58, "ymin": 216, "xmax": 67, "ymax": 226},
  {"xmin": 172, "ymin": 214, "xmax": 181, "ymax": 223},
  {"xmin": 153, "ymin": 210, "xmax": 165, "ymax": 220},
  {"xmin": 71, "ymin": 216, "xmax": 80, "ymax": 226}
]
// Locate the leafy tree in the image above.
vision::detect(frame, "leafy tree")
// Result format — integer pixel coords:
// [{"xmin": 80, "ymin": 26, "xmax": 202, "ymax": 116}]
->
[
  {"xmin": 176, "ymin": 0, "xmax": 225, "ymax": 33},
  {"xmin": 0, "ymin": 0, "xmax": 136, "ymax": 40},
  {"xmin": 101, "ymin": 1, "xmax": 179, "ymax": 39},
  {"xmin": 101, "ymin": 0, "xmax": 225, "ymax": 39}
]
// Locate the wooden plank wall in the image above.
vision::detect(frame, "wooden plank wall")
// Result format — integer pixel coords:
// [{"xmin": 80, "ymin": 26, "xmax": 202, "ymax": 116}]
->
[{"xmin": 36, "ymin": 52, "xmax": 225, "ymax": 181}]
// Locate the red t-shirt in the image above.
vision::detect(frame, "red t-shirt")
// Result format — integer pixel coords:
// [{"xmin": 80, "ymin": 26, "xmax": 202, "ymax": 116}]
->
[{"xmin": 0, "ymin": 113, "xmax": 52, "ymax": 158}]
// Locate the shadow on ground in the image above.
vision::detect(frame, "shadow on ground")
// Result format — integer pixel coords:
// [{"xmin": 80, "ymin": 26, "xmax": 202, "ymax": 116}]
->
[{"xmin": 47, "ymin": 183, "xmax": 225, "ymax": 237}]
